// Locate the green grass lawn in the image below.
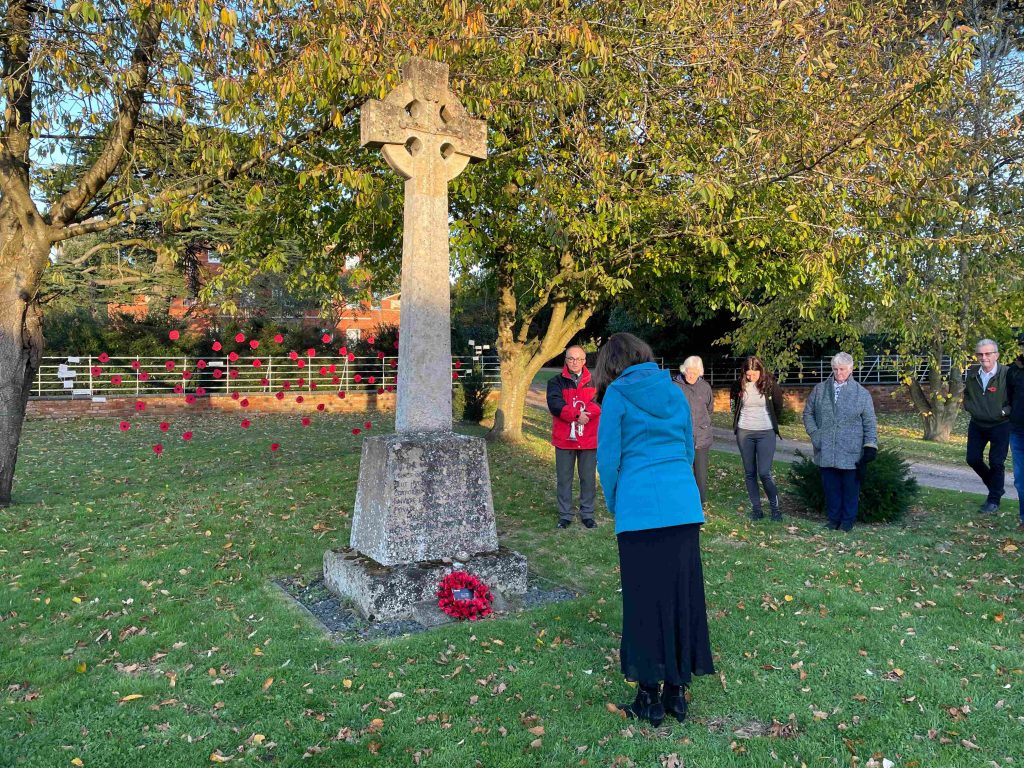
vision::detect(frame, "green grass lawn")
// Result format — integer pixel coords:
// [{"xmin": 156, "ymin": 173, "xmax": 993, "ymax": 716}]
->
[
  {"xmin": 2, "ymin": 408, "xmax": 1022, "ymax": 767},
  {"xmin": 712, "ymin": 410, "xmax": 971, "ymax": 467}
]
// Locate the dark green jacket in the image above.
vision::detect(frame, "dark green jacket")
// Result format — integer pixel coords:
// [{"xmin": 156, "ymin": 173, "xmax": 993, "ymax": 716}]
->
[{"xmin": 963, "ymin": 364, "xmax": 1010, "ymax": 428}]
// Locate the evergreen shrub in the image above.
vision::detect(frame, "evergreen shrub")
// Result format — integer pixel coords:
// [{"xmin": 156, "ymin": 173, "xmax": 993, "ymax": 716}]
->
[
  {"xmin": 787, "ymin": 447, "xmax": 920, "ymax": 524},
  {"xmin": 457, "ymin": 363, "xmax": 492, "ymax": 423}
]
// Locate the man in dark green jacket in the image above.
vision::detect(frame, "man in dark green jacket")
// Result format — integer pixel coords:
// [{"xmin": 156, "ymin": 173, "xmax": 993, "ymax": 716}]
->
[{"xmin": 963, "ymin": 338, "xmax": 1011, "ymax": 514}]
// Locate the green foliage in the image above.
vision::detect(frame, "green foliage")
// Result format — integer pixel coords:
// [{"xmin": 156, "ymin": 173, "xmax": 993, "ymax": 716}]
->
[
  {"xmin": 457, "ymin": 362, "xmax": 493, "ymax": 424},
  {"xmin": 787, "ymin": 448, "xmax": 921, "ymax": 523},
  {"xmin": 41, "ymin": 307, "xmax": 108, "ymax": 355}
]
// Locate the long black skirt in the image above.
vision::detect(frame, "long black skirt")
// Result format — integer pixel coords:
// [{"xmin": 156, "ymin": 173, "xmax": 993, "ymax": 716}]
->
[{"xmin": 617, "ymin": 523, "xmax": 715, "ymax": 686}]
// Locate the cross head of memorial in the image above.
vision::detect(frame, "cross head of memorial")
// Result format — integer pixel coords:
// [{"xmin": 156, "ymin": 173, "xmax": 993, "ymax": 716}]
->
[
  {"xmin": 360, "ymin": 58, "xmax": 486, "ymax": 193},
  {"xmin": 359, "ymin": 58, "xmax": 486, "ymax": 433}
]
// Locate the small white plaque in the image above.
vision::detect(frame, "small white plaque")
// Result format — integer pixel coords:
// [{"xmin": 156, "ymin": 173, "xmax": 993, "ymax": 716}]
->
[
  {"xmin": 90, "ymin": 395, "xmax": 107, "ymax": 402},
  {"xmin": 67, "ymin": 356, "xmax": 81, "ymax": 363}
]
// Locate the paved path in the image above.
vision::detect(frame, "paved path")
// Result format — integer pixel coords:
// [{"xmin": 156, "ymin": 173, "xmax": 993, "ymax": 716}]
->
[{"xmin": 525, "ymin": 388, "xmax": 1017, "ymax": 500}]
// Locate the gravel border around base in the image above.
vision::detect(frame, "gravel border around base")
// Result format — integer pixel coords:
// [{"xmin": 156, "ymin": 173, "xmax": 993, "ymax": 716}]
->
[{"xmin": 275, "ymin": 574, "xmax": 580, "ymax": 642}]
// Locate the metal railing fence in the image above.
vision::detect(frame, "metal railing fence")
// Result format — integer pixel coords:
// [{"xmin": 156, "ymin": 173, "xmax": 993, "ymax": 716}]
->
[
  {"xmin": 673, "ymin": 355, "xmax": 955, "ymax": 387},
  {"xmin": 33, "ymin": 354, "xmax": 501, "ymax": 400}
]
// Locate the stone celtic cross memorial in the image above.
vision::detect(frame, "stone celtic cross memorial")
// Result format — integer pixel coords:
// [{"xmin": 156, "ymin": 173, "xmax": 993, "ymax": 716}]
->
[{"xmin": 324, "ymin": 58, "xmax": 527, "ymax": 621}]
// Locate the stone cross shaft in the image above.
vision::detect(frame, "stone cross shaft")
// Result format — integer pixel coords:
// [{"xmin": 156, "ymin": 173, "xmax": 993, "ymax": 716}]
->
[{"xmin": 361, "ymin": 58, "xmax": 486, "ymax": 433}]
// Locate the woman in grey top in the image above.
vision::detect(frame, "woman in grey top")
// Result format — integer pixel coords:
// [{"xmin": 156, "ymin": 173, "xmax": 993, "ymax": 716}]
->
[
  {"xmin": 673, "ymin": 356, "xmax": 714, "ymax": 506},
  {"xmin": 730, "ymin": 356, "xmax": 785, "ymax": 520}
]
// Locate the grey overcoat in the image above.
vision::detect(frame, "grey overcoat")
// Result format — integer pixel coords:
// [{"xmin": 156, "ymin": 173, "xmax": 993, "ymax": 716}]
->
[{"xmin": 802, "ymin": 377, "xmax": 878, "ymax": 469}]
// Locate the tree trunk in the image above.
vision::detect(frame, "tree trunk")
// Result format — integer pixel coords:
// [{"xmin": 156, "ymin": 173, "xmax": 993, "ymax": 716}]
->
[
  {"xmin": 489, "ymin": 355, "xmax": 546, "ymax": 443},
  {"xmin": 486, "ymin": 248, "xmax": 594, "ymax": 443},
  {"xmin": 0, "ymin": 234, "xmax": 46, "ymax": 506},
  {"xmin": 920, "ymin": 399, "xmax": 961, "ymax": 442},
  {"xmin": 906, "ymin": 361, "xmax": 965, "ymax": 444}
]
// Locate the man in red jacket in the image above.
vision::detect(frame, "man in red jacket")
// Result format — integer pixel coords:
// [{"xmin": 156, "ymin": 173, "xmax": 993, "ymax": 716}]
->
[{"xmin": 547, "ymin": 346, "xmax": 602, "ymax": 529}]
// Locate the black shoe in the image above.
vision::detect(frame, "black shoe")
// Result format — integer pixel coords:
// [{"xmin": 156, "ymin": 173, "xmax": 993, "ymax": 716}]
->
[
  {"xmin": 582, "ymin": 518, "xmax": 597, "ymax": 529},
  {"xmin": 557, "ymin": 519, "xmax": 571, "ymax": 529},
  {"xmin": 821, "ymin": 522, "xmax": 836, "ymax": 530},
  {"xmin": 662, "ymin": 684, "xmax": 688, "ymax": 723},
  {"xmin": 617, "ymin": 685, "xmax": 664, "ymax": 727},
  {"xmin": 979, "ymin": 502, "xmax": 999, "ymax": 514},
  {"xmin": 840, "ymin": 523, "xmax": 854, "ymax": 532},
  {"xmin": 749, "ymin": 510, "xmax": 764, "ymax": 521},
  {"xmin": 770, "ymin": 511, "xmax": 783, "ymax": 522}
]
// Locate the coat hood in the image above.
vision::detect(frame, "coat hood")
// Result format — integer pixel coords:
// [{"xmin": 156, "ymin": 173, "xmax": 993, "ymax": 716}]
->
[{"xmin": 610, "ymin": 362, "xmax": 677, "ymax": 418}]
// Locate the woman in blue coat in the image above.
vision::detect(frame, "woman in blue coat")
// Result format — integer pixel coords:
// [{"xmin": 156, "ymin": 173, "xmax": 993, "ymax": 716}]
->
[{"xmin": 595, "ymin": 333, "xmax": 714, "ymax": 726}]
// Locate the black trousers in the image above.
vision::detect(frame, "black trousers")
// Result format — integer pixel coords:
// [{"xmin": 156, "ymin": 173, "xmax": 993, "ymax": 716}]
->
[
  {"xmin": 555, "ymin": 448, "xmax": 596, "ymax": 521},
  {"xmin": 966, "ymin": 421, "xmax": 1010, "ymax": 505}
]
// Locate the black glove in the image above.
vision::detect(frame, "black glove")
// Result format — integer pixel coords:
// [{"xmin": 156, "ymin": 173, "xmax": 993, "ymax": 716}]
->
[{"xmin": 861, "ymin": 446, "xmax": 877, "ymax": 463}]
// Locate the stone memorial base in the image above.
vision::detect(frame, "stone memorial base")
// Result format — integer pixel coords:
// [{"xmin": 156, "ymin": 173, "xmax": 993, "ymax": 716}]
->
[
  {"xmin": 323, "ymin": 546, "xmax": 527, "ymax": 621},
  {"xmin": 324, "ymin": 431, "xmax": 527, "ymax": 621}
]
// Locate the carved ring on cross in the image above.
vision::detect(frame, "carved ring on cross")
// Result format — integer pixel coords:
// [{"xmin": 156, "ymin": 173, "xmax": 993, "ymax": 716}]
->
[{"xmin": 361, "ymin": 59, "xmax": 486, "ymax": 191}]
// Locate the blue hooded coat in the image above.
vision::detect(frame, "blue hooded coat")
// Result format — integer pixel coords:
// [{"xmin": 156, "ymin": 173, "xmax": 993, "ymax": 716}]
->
[{"xmin": 597, "ymin": 362, "xmax": 705, "ymax": 534}]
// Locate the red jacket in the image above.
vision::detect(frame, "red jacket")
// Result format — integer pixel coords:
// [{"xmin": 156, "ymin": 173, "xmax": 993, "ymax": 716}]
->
[{"xmin": 546, "ymin": 366, "xmax": 601, "ymax": 449}]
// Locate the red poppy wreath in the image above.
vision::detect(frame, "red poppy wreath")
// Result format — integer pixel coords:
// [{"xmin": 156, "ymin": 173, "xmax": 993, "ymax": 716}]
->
[{"xmin": 436, "ymin": 571, "xmax": 494, "ymax": 621}]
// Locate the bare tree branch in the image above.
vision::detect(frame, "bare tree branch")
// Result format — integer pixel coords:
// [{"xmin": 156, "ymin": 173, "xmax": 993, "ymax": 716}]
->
[{"xmin": 48, "ymin": 2, "xmax": 163, "ymax": 227}]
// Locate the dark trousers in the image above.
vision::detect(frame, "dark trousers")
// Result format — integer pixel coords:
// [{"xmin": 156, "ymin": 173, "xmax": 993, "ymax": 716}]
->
[
  {"xmin": 692, "ymin": 448, "xmax": 710, "ymax": 505},
  {"xmin": 1010, "ymin": 429, "xmax": 1024, "ymax": 522},
  {"xmin": 736, "ymin": 429, "xmax": 779, "ymax": 513},
  {"xmin": 966, "ymin": 421, "xmax": 1010, "ymax": 505},
  {"xmin": 820, "ymin": 467, "xmax": 861, "ymax": 530},
  {"xmin": 556, "ymin": 448, "xmax": 596, "ymax": 521}
]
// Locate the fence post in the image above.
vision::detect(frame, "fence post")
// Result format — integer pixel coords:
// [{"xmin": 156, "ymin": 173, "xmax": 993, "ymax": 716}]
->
[
  {"xmin": 308, "ymin": 355, "xmax": 313, "ymax": 391},
  {"xmin": 226, "ymin": 357, "xmax": 230, "ymax": 394},
  {"xmin": 88, "ymin": 355, "xmax": 94, "ymax": 395},
  {"xmin": 36, "ymin": 364, "xmax": 42, "ymax": 396},
  {"xmin": 135, "ymin": 355, "xmax": 140, "ymax": 395},
  {"xmin": 267, "ymin": 355, "xmax": 273, "ymax": 391}
]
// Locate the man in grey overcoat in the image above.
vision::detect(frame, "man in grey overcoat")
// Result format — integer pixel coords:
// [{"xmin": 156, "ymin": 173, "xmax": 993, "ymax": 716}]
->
[{"xmin": 802, "ymin": 352, "xmax": 879, "ymax": 531}]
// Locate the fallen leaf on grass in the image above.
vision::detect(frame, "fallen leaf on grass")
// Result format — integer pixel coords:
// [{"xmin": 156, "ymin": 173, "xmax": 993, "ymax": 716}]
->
[
  {"xmin": 660, "ymin": 754, "xmax": 683, "ymax": 768},
  {"xmin": 209, "ymin": 752, "xmax": 232, "ymax": 763},
  {"xmin": 118, "ymin": 694, "xmax": 143, "ymax": 703},
  {"xmin": 262, "ymin": 677, "xmax": 274, "ymax": 691},
  {"xmin": 387, "ymin": 691, "xmax": 404, "ymax": 700},
  {"xmin": 527, "ymin": 726, "xmax": 544, "ymax": 736},
  {"xmin": 606, "ymin": 702, "xmax": 627, "ymax": 719},
  {"xmin": 961, "ymin": 739, "xmax": 980, "ymax": 750},
  {"xmin": 71, "ymin": 760, "xmax": 84, "ymax": 767},
  {"xmin": 529, "ymin": 738, "xmax": 542, "ymax": 748}
]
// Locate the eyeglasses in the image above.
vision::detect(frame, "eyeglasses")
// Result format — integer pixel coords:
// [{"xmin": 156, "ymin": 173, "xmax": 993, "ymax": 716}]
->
[
  {"xmin": 566, "ymin": 356, "xmax": 586, "ymax": 362},
  {"xmin": 976, "ymin": 352, "xmax": 997, "ymax": 357}
]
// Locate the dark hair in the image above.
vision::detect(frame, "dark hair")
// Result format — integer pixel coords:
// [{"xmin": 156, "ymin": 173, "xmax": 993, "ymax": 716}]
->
[
  {"xmin": 594, "ymin": 332, "xmax": 654, "ymax": 401},
  {"xmin": 739, "ymin": 355, "xmax": 776, "ymax": 396}
]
